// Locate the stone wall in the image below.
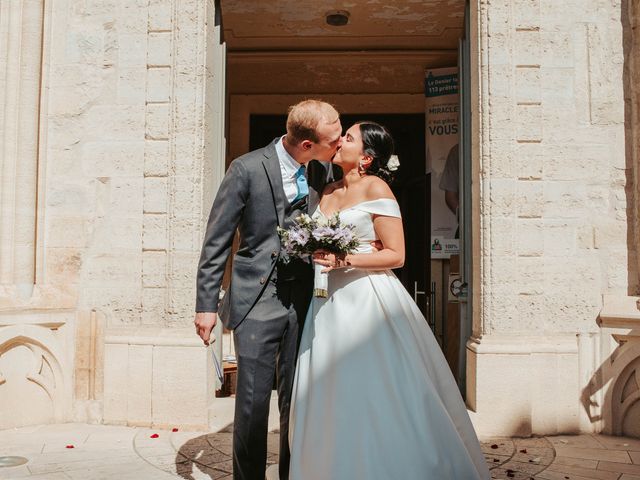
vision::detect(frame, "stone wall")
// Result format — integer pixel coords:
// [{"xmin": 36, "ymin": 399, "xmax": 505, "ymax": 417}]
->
[
  {"xmin": 0, "ymin": 0, "xmax": 225, "ymax": 429},
  {"xmin": 624, "ymin": 0, "xmax": 640, "ymax": 290},
  {"xmin": 469, "ymin": 0, "xmax": 630, "ymax": 436}
]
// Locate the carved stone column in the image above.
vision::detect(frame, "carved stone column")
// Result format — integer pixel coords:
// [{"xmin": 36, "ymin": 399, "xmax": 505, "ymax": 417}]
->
[{"xmin": 0, "ymin": 0, "xmax": 44, "ymax": 297}]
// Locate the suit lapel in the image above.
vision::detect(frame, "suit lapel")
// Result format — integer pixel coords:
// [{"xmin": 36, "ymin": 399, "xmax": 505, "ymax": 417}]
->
[{"xmin": 262, "ymin": 140, "xmax": 286, "ymax": 227}]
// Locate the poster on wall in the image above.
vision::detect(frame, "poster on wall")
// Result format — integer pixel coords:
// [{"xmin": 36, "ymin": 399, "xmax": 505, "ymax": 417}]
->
[{"xmin": 426, "ymin": 67, "xmax": 460, "ymax": 259}]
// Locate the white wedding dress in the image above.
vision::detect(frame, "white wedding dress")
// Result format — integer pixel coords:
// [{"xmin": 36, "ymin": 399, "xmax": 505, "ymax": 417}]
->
[{"xmin": 289, "ymin": 199, "xmax": 489, "ymax": 480}]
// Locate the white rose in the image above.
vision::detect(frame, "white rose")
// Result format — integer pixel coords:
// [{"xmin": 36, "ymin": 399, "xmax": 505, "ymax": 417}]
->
[{"xmin": 387, "ymin": 155, "xmax": 400, "ymax": 171}]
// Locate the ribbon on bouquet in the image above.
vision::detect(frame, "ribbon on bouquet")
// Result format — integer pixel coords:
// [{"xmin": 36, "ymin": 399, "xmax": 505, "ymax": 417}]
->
[{"xmin": 313, "ymin": 261, "xmax": 328, "ymax": 298}]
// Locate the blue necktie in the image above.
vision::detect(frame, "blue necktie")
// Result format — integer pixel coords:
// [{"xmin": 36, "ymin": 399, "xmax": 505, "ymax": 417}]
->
[{"xmin": 293, "ymin": 165, "xmax": 308, "ymax": 203}]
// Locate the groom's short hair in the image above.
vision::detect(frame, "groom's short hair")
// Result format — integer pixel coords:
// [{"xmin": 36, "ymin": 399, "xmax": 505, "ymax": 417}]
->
[{"xmin": 286, "ymin": 100, "xmax": 339, "ymax": 146}]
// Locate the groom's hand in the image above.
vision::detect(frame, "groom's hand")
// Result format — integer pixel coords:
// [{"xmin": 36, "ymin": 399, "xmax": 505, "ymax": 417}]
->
[{"xmin": 194, "ymin": 312, "xmax": 217, "ymax": 346}]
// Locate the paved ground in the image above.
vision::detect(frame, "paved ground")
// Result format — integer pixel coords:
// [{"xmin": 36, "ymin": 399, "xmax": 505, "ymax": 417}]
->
[{"xmin": 1, "ymin": 402, "xmax": 639, "ymax": 480}]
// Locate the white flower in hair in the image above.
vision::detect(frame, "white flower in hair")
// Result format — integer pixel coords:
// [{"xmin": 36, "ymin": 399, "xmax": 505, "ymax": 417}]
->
[{"xmin": 386, "ymin": 155, "xmax": 400, "ymax": 171}]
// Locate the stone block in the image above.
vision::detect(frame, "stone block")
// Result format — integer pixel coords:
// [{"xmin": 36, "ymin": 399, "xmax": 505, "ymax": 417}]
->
[
  {"xmin": 84, "ymin": 253, "xmax": 142, "ymax": 287},
  {"xmin": 143, "ymin": 177, "xmax": 169, "ymax": 214},
  {"xmin": 576, "ymin": 225, "xmax": 595, "ymax": 249},
  {"xmin": 516, "ymin": 180, "xmax": 543, "ymax": 218},
  {"xmin": 489, "ymin": 179, "xmax": 517, "ymax": 216},
  {"xmin": 149, "ymin": 0, "xmax": 173, "ymax": 31},
  {"xmin": 543, "ymin": 219, "xmax": 577, "ymax": 257},
  {"xmin": 142, "ymin": 251, "xmax": 167, "ymax": 288},
  {"xmin": 542, "ymin": 143, "xmax": 610, "ymax": 182},
  {"xmin": 81, "ymin": 141, "xmax": 145, "ymax": 177},
  {"xmin": 91, "ymin": 215, "xmax": 142, "ymax": 252},
  {"xmin": 65, "ymin": 31, "xmax": 104, "ymax": 64},
  {"xmin": 517, "ymin": 293, "xmax": 546, "ymax": 326},
  {"xmin": 515, "ymin": 142, "xmax": 543, "ymax": 179},
  {"xmin": 47, "ymin": 216, "xmax": 88, "ymax": 248},
  {"xmin": 517, "ymin": 256, "xmax": 545, "ymax": 295},
  {"xmin": 172, "ymin": 176, "xmax": 197, "ymax": 211},
  {"xmin": 142, "ymin": 287, "xmax": 167, "ymax": 325},
  {"xmin": 117, "ymin": 66, "xmax": 147, "ymax": 105},
  {"xmin": 541, "ymin": 67, "xmax": 574, "ymax": 106},
  {"xmin": 45, "ymin": 247, "xmax": 83, "ymax": 284},
  {"xmin": 515, "ymin": 66, "xmax": 541, "ymax": 104},
  {"xmin": 168, "ymin": 288, "xmax": 196, "ymax": 326},
  {"xmin": 127, "ymin": 345, "xmax": 153, "ymax": 425},
  {"xmin": 146, "ymin": 67, "xmax": 171, "ymax": 103},
  {"xmin": 594, "ymin": 221, "xmax": 628, "ymax": 250},
  {"xmin": 513, "ymin": 0, "xmax": 540, "ymax": 29},
  {"xmin": 543, "ymin": 181, "xmax": 587, "ymax": 219},
  {"xmin": 80, "ymin": 284, "xmax": 142, "ymax": 314},
  {"xmin": 515, "ymin": 30, "xmax": 541, "ymax": 66},
  {"xmin": 145, "ymin": 103, "xmax": 170, "ymax": 140},
  {"xmin": 46, "ymin": 183, "xmax": 91, "ymax": 215},
  {"xmin": 169, "ymin": 215, "xmax": 199, "ymax": 252},
  {"xmin": 118, "ymin": 0, "xmax": 148, "ymax": 33},
  {"xmin": 173, "ymin": 140, "xmax": 199, "ymax": 176},
  {"xmin": 516, "ymin": 104, "xmax": 543, "ymax": 142},
  {"xmin": 86, "ymin": 105, "xmax": 145, "ymax": 142},
  {"xmin": 117, "ymin": 34, "xmax": 147, "ymax": 66},
  {"xmin": 147, "ymin": 32, "xmax": 172, "ymax": 66},
  {"xmin": 517, "ymin": 218, "xmax": 544, "ymax": 257},
  {"xmin": 488, "ymin": 217, "xmax": 516, "ymax": 256},
  {"xmin": 488, "ymin": 255, "xmax": 518, "ymax": 296},
  {"xmin": 103, "ymin": 343, "xmax": 129, "ymax": 424},
  {"xmin": 586, "ymin": 23, "xmax": 625, "ymax": 125},
  {"xmin": 110, "ymin": 177, "xmax": 144, "ymax": 215},
  {"xmin": 541, "ymin": 31, "xmax": 575, "ymax": 68},
  {"xmin": 144, "ymin": 140, "xmax": 170, "ymax": 176},
  {"xmin": 142, "ymin": 214, "xmax": 168, "ymax": 251},
  {"xmin": 152, "ymin": 344, "xmax": 210, "ymax": 428}
]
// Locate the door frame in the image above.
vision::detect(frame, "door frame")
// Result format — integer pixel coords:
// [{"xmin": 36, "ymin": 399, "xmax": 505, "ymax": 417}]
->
[{"xmin": 228, "ymin": 94, "xmax": 425, "ymax": 164}]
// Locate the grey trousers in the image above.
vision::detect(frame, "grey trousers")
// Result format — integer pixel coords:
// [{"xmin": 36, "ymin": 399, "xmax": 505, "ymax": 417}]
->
[{"xmin": 232, "ymin": 273, "xmax": 312, "ymax": 480}]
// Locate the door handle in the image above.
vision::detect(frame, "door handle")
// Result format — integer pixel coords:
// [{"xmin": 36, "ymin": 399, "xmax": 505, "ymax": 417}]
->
[{"xmin": 414, "ymin": 281, "xmax": 426, "ymax": 303}]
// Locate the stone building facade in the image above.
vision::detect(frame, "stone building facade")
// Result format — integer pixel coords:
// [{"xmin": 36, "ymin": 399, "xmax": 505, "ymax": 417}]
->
[{"xmin": 0, "ymin": 0, "xmax": 638, "ymax": 438}]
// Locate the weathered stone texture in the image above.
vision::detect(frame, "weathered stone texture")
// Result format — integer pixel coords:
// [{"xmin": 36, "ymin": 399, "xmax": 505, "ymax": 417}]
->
[{"xmin": 479, "ymin": 0, "xmax": 628, "ymax": 335}]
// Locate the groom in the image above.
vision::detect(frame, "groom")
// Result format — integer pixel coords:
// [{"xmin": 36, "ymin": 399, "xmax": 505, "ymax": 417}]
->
[{"xmin": 194, "ymin": 100, "xmax": 342, "ymax": 480}]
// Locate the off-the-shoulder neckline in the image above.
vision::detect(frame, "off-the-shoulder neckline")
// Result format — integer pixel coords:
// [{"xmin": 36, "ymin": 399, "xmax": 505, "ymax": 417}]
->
[{"xmin": 317, "ymin": 198, "xmax": 397, "ymax": 218}]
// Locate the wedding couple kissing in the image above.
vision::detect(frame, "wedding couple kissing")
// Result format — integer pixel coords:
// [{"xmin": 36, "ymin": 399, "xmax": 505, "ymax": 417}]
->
[{"xmin": 194, "ymin": 100, "xmax": 490, "ymax": 480}]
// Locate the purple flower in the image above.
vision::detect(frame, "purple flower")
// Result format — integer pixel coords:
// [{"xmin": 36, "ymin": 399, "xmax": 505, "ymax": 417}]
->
[
  {"xmin": 331, "ymin": 228, "xmax": 353, "ymax": 243},
  {"xmin": 312, "ymin": 226, "xmax": 336, "ymax": 241},
  {"xmin": 289, "ymin": 228, "xmax": 309, "ymax": 246}
]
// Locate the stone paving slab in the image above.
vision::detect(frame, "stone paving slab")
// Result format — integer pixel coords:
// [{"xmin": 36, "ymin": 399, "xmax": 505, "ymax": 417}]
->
[{"xmin": 1, "ymin": 423, "xmax": 639, "ymax": 479}]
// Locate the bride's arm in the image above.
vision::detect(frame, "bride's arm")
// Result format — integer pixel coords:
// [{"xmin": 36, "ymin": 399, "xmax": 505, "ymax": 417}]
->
[{"xmin": 348, "ymin": 215, "xmax": 405, "ymax": 269}]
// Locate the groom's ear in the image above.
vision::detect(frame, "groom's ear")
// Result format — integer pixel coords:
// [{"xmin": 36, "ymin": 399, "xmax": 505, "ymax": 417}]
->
[{"xmin": 301, "ymin": 139, "xmax": 313, "ymax": 151}]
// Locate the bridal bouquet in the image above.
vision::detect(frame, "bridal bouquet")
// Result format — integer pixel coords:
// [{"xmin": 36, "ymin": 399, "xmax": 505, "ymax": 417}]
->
[{"xmin": 277, "ymin": 213, "xmax": 359, "ymax": 297}]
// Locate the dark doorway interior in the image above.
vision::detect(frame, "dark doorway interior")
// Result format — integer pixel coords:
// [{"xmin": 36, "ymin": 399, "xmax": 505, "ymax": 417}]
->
[{"xmin": 249, "ymin": 113, "xmax": 431, "ymax": 323}]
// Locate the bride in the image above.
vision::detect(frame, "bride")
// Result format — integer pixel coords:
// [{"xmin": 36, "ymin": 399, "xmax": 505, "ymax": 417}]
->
[{"xmin": 288, "ymin": 121, "xmax": 490, "ymax": 479}]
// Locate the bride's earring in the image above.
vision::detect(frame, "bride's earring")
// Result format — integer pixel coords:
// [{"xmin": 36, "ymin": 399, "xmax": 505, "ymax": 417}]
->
[{"xmin": 358, "ymin": 158, "xmax": 367, "ymax": 176}]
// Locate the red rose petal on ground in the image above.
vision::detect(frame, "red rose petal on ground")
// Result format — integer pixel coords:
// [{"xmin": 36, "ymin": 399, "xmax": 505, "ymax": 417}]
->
[
  {"xmin": 172, "ymin": 428, "xmax": 178, "ymax": 432},
  {"xmin": 490, "ymin": 444, "xmax": 499, "ymax": 449},
  {"xmin": 150, "ymin": 433, "xmax": 159, "ymax": 438},
  {"xmin": 65, "ymin": 445, "xmax": 74, "ymax": 449},
  {"xmin": 520, "ymin": 448, "xmax": 528, "ymax": 453}
]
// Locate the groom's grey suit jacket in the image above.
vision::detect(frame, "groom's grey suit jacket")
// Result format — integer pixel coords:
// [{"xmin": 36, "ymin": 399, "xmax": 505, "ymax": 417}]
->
[{"xmin": 196, "ymin": 139, "xmax": 332, "ymax": 330}]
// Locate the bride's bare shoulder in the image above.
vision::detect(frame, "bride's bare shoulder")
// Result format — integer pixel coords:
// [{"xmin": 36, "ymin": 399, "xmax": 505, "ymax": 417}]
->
[{"xmin": 362, "ymin": 176, "xmax": 395, "ymax": 201}]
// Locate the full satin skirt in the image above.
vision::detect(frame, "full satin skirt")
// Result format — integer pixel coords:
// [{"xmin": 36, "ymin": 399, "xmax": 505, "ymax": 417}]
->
[{"xmin": 289, "ymin": 268, "xmax": 490, "ymax": 480}]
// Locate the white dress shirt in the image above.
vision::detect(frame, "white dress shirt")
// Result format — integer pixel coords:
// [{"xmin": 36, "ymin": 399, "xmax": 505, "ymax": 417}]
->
[{"xmin": 275, "ymin": 136, "xmax": 305, "ymax": 203}]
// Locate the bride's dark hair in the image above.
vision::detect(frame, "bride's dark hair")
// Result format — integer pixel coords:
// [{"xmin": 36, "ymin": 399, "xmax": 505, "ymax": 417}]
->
[{"xmin": 357, "ymin": 121, "xmax": 396, "ymax": 184}]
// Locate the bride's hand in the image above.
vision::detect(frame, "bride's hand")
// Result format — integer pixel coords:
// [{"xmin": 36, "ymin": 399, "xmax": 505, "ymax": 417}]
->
[{"xmin": 312, "ymin": 250, "xmax": 349, "ymax": 272}]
